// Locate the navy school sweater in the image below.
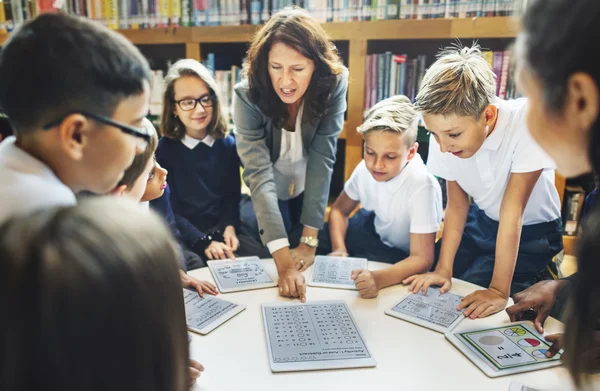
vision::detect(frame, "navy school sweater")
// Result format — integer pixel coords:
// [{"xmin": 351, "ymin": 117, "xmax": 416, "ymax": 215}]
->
[{"xmin": 155, "ymin": 134, "xmax": 241, "ymax": 245}]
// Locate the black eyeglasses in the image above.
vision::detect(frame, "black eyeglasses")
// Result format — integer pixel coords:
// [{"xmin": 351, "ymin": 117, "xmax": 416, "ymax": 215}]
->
[
  {"xmin": 43, "ymin": 111, "xmax": 151, "ymax": 150},
  {"xmin": 174, "ymin": 95, "xmax": 216, "ymax": 111}
]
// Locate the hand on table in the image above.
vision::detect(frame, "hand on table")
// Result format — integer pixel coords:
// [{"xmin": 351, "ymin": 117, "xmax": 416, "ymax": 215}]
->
[
  {"xmin": 351, "ymin": 269, "xmax": 379, "ymax": 299},
  {"xmin": 506, "ymin": 279, "xmax": 567, "ymax": 333},
  {"xmin": 205, "ymin": 241, "xmax": 235, "ymax": 260},
  {"xmin": 403, "ymin": 269, "xmax": 452, "ymax": 295},
  {"xmin": 458, "ymin": 287, "xmax": 507, "ymax": 319},
  {"xmin": 291, "ymin": 243, "xmax": 316, "ymax": 272},
  {"xmin": 189, "ymin": 359, "xmax": 204, "ymax": 387},
  {"xmin": 180, "ymin": 270, "xmax": 218, "ymax": 296},
  {"xmin": 278, "ymin": 267, "xmax": 307, "ymax": 302},
  {"xmin": 329, "ymin": 249, "xmax": 349, "ymax": 257},
  {"xmin": 223, "ymin": 225, "xmax": 240, "ymax": 252}
]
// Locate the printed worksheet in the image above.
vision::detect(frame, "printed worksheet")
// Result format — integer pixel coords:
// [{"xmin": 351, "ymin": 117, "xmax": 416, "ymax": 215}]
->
[
  {"xmin": 386, "ymin": 287, "xmax": 465, "ymax": 332},
  {"xmin": 309, "ymin": 256, "xmax": 367, "ymax": 289}
]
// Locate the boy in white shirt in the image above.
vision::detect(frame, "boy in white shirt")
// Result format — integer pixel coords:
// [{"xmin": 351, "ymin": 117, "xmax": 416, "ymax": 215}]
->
[
  {"xmin": 406, "ymin": 45, "xmax": 563, "ymax": 319},
  {"xmin": 320, "ymin": 95, "xmax": 443, "ymax": 298}
]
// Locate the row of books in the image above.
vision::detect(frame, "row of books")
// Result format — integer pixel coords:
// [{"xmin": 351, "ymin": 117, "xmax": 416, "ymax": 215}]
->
[
  {"xmin": 0, "ymin": 0, "xmax": 528, "ymax": 33},
  {"xmin": 363, "ymin": 49, "xmax": 520, "ymax": 113}
]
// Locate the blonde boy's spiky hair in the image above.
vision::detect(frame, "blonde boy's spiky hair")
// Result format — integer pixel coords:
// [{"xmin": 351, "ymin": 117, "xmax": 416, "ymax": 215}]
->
[
  {"xmin": 358, "ymin": 95, "xmax": 418, "ymax": 145},
  {"xmin": 414, "ymin": 44, "xmax": 497, "ymax": 118}
]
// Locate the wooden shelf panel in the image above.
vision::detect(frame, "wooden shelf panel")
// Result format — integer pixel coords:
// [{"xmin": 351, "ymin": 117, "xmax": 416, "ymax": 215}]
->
[
  {"xmin": 0, "ymin": 17, "xmax": 518, "ymax": 47},
  {"xmin": 119, "ymin": 27, "xmax": 192, "ymax": 44}
]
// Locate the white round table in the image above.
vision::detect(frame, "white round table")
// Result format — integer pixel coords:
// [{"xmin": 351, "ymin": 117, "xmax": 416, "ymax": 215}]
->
[{"xmin": 189, "ymin": 259, "xmax": 575, "ymax": 391}]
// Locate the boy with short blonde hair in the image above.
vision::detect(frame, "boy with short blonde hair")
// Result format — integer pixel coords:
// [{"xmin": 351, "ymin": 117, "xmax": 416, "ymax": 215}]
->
[
  {"xmin": 406, "ymin": 44, "xmax": 563, "ymax": 319},
  {"xmin": 319, "ymin": 95, "xmax": 443, "ymax": 298}
]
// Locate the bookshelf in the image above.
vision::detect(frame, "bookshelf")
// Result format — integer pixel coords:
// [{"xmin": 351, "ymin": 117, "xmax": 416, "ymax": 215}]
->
[{"xmin": 0, "ymin": 16, "xmax": 518, "ymax": 175}]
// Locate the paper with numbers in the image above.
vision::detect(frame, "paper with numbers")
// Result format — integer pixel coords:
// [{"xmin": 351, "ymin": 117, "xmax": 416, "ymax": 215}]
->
[
  {"xmin": 308, "ymin": 256, "xmax": 368, "ymax": 290},
  {"xmin": 445, "ymin": 322, "xmax": 562, "ymax": 377},
  {"xmin": 207, "ymin": 257, "xmax": 276, "ymax": 293},
  {"xmin": 261, "ymin": 300, "xmax": 377, "ymax": 372},
  {"xmin": 183, "ymin": 289, "xmax": 246, "ymax": 335},
  {"xmin": 385, "ymin": 287, "xmax": 465, "ymax": 333}
]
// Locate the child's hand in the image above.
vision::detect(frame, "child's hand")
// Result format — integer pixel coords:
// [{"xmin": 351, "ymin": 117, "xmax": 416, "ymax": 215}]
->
[
  {"xmin": 180, "ymin": 270, "xmax": 218, "ymax": 296},
  {"xmin": 329, "ymin": 249, "xmax": 349, "ymax": 257},
  {"xmin": 506, "ymin": 279, "xmax": 567, "ymax": 333},
  {"xmin": 223, "ymin": 225, "xmax": 240, "ymax": 252},
  {"xmin": 351, "ymin": 269, "xmax": 379, "ymax": 299},
  {"xmin": 403, "ymin": 269, "xmax": 452, "ymax": 295},
  {"xmin": 205, "ymin": 241, "xmax": 235, "ymax": 260},
  {"xmin": 189, "ymin": 359, "xmax": 205, "ymax": 387},
  {"xmin": 544, "ymin": 333, "xmax": 563, "ymax": 358},
  {"xmin": 458, "ymin": 287, "xmax": 508, "ymax": 319}
]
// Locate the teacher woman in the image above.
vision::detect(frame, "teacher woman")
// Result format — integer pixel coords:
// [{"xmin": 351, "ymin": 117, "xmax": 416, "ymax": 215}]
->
[{"xmin": 232, "ymin": 6, "xmax": 348, "ymax": 301}]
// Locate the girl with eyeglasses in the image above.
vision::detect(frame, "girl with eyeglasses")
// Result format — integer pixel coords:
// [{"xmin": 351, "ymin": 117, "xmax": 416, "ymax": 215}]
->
[{"xmin": 157, "ymin": 59, "xmax": 255, "ymax": 264}]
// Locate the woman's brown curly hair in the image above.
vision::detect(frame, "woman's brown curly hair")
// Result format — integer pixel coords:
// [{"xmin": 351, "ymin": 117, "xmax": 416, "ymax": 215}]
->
[{"xmin": 242, "ymin": 6, "xmax": 345, "ymax": 128}]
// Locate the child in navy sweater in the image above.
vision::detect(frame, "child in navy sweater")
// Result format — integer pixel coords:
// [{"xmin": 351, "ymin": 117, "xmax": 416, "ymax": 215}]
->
[{"xmin": 157, "ymin": 59, "xmax": 245, "ymax": 261}]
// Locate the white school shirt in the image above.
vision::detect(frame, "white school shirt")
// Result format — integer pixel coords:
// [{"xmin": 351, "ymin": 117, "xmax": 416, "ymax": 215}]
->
[
  {"xmin": 426, "ymin": 97, "xmax": 561, "ymax": 225},
  {"xmin": 267, "ymin": 103, "xmax": 311, "ymax": 254},
  {"xmin": 0, "ymin": 136, "xmax": 76, "ymax": 225},
  {"xmin": 344, "ymin": 154, "xmax": 443, "ymax": 253}
]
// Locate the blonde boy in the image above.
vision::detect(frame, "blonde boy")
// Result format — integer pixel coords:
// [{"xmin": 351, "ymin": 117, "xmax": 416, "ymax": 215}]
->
[
  {"xmin": 406, "ymin": 45, "xmax": 562, "ymax": 319},
  {"xmin": 322, "ymin": 95, "xmax": 443, "ymax": 298}
]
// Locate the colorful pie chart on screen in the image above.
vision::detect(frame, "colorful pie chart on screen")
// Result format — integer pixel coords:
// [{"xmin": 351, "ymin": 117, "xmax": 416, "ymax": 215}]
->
[{"xmin": 517, "ymin": 338, "xmax": 541, "ymax": 348}]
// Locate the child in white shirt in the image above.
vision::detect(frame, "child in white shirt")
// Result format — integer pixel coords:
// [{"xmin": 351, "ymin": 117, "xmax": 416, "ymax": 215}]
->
[
  {"xmin": 406, "ymin": 45, "xmax": 562, "ymax": 319},
  {"xmin": 320, "ymin": 95, "xmax": 443, "ymax": 298}
]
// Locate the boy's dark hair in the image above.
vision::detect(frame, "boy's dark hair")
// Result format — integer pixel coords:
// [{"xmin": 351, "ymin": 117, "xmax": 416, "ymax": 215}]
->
[
  {"xmin": 0, "ymin": 13, "xmax": 152, "ymax": 135},
  {"xmin": 118, "ymin": 119, "xmax": 159, "ymax": 189},
  {"xmin": 0, "ymin": 198, "xmax": 188, "ymax": 391},
  {"xmin": 243, "ymin": 6, "xmax": 345, "ymax": 128}
]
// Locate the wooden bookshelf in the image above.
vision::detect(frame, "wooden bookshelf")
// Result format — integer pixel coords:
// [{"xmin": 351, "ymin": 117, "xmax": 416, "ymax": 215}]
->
[{"xmin": 0, "ymin": 16, "xmax": 518, "ymax": 45}]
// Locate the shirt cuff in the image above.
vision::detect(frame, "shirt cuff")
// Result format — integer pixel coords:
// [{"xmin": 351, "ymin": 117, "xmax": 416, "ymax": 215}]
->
[
  {"xmin": 266, "ymin": 238, "xmax": 290, "ymax": 254},
  {"xmin": 304, "ymin": 225, "xmax": 319, "ymax": 231}
]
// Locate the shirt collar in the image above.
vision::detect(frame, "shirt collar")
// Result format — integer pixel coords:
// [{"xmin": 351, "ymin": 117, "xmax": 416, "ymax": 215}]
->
[
  {"xmin": 181, "ymin": 134, "xmax": 215, "ymax": 149},
  {"xmin": 382, "ymin": 153, "xmax": 425, "ymax": 189},
  {"xmin": 0, "ymin": 136, "xmax": 65, "ymax": 182}
]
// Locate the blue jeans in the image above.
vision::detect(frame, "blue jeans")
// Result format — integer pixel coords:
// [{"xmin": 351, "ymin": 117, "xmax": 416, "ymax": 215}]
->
[
  {"xmin": 318, "ymin": 209, "xmax": 409, "ymax": 264},
  {"xmin": 433, "ymin": 203, "xmax": 564, "ymax": 296},
  {"xmin": 238, "ymin": 193, "xmax": 304, "ymax": 257}
]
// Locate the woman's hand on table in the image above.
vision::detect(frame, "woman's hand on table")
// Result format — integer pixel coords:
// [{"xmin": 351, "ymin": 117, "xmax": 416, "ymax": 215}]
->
[
  {"xmin": 278, "ymin": 267, "xmax": 307, "ymax": 302},
  {"xmin": 291, "ymin": 243, "xmax": 317, "ymax": 272}
]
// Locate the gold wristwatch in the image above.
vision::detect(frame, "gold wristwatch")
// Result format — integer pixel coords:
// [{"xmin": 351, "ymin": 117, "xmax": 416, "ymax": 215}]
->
[{"xmin": 300, "ymin": 236, "xmax": 319, "ymax": 248}]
